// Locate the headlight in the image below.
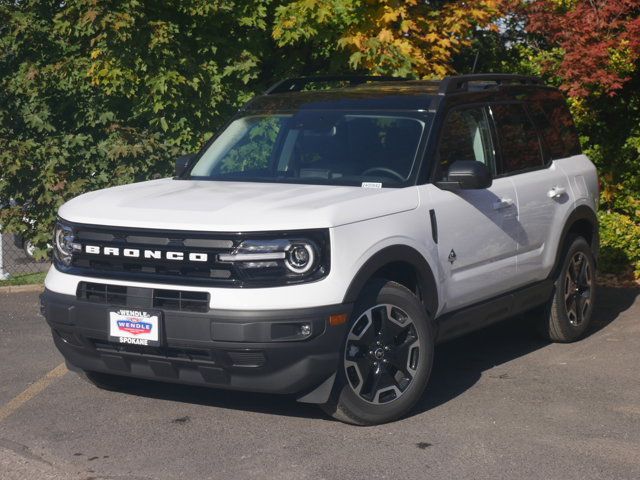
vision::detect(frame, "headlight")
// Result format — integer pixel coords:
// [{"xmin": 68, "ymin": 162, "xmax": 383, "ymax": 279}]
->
[
  {"xmin": 53, "ymin": 220, "xmax": 78, "ymax": 267},
  {"xmin": 285, "ymin": 243, "xmax": 315, "ymax": 273},
  {"xmin": 218, "ymin": 235, "xmax": 327, "ymax": 283}
]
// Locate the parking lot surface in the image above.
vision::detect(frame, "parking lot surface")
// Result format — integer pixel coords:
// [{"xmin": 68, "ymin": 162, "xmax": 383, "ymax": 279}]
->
[{"xmin": 1, "ymin": 287, "xmax": 639, "ymax": 480}]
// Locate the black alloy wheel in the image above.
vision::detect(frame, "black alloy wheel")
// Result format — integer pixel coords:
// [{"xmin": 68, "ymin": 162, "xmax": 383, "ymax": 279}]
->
[
  {"xmin": 344, "ymin": 304, "xmax": 420, "ymax": 404},
  {"xmin": 321, "ymin": 280, "xmax": 434, "ymax": 425}
]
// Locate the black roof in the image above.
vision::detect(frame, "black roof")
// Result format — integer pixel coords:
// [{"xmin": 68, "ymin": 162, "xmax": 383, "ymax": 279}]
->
[{"xmin": 244, "ymin": 74, "xmax": 556, "ymax": 112}]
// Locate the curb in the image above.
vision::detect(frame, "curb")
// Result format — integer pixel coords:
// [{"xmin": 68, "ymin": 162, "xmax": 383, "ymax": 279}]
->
[{"xmin": 0, "ymin": 283, "xmax": 45, "ymax": 294}]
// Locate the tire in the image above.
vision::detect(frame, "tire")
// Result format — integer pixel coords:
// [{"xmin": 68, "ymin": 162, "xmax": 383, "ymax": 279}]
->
[
  {"xmin": 321, "ymin": 280, "xmax": 435, "ymax": 425},
  {"xmin": 23, "ymin": 241, "xmax": 36, "ymax": 260},
  {"xmin": 538, "ymin": 236, "xmax": 596, "ymax": 343}
]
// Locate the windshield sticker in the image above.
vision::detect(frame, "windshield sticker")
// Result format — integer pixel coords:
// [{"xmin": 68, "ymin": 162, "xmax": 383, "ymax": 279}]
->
[{"xmin": 362, "ymin": 182, "xmax": 382, "ymax": 189}]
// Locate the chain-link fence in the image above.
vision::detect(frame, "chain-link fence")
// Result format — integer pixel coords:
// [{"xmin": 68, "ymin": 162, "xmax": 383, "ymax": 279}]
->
[{"xmin": 0, "ymin": 229, "xmax": 50, "ymax": 281}]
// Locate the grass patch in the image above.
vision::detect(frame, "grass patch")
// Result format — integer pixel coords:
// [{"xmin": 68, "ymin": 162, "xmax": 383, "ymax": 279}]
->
[{"xmin": 0, "ymin": 271, "xmax": 47, "ymax": 287}]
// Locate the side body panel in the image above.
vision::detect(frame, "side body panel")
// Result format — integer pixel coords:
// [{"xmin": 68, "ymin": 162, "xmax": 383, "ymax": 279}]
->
[
  {"xmin": 554, "ymin": 155, "xmax": 599, "ymax": 213},
  {"xmin": 547, "ymin": 154, "xmax": 599, "ymax": 266},
  {"xmin": 511, "ymin": 160, "xmax": 574, "ymax": 284},
  {"xmin": 420, "ymin": 180, "xmax": 519, "ymax": 314}
]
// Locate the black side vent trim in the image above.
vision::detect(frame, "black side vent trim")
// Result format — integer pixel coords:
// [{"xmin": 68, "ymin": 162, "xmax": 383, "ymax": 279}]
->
[{"xmin": 429, "ymin": 209, "xmax": 438, "ymax": 244}]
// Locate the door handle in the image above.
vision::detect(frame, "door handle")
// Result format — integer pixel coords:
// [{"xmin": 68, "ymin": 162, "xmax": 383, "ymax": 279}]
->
[
  {"xmin": 547, "ymin": 186, "xmax": 566, "ymax": 198},
  {"xmin": 492, "ymin": 198, "xmax": 514, "ymax": 210}
]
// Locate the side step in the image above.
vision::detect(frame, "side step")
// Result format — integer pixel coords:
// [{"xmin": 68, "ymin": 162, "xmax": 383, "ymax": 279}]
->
[{"xmin": 435, "ymin": 280, "xmax": 553, "ymax": 343}]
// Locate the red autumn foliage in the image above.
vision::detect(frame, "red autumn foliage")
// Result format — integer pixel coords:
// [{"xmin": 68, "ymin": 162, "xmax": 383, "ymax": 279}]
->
[{"xmin": 525, "ymin": 0, "xmax": 640, "ymax": 97}]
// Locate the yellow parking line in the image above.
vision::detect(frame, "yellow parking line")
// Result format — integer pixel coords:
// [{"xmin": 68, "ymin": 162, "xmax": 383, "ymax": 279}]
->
[{"xmin": 0, "ymin": 363, "xmax": 67, "ymax": 422}]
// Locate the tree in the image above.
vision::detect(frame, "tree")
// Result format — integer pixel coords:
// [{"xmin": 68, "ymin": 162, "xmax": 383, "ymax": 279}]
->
[
  {"xmin": 525, "ymin": 0, "xmax": 640, "ymax": 98},
  {"xmin": 0, "ymin": 0, "xmax": 275, "ymax": 252},
  {"xmin": 496, "ymin": 0, "xmax": 640, "ymax": 277},
  {"xmin": 273, "ymin": 0, "xmax": 502, "ymax": 77},
  {"xmin": 0, "ymin": 0, "xmax": 505, "ymax": 253}
]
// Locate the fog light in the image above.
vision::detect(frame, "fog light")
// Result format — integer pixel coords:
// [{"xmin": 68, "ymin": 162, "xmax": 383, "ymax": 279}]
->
[{"xmin": 300, "ymin": 323, "xmax": 312, "ymax": 337}]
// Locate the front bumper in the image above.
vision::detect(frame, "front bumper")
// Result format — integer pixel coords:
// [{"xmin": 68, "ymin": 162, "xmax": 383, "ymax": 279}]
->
[{"xmin": 41, "ymin": 288, "xmax": 351, "ymax": 399}]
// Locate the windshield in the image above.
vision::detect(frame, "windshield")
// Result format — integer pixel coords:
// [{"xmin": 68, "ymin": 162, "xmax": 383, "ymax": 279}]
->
[{"xmin": 189, "ymin": 111, "xmax": 430, "ymax": 187}]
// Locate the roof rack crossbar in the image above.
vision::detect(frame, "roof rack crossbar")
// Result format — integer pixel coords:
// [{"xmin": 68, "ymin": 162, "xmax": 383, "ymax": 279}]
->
[
  {"xmin": 438, "ymin": 74, "xmax": 544, "ymax": 95},
  {"xmin": 265, "ymin": 75, "xmax": 407, "ymax": 95}
]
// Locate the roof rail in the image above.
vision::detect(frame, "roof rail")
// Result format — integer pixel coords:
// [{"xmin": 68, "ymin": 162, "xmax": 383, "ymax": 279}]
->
[
  {"xmin": 265, "ymin": 75, "xmax": 407, "ymax": 95},
  {"xmin": 438, "ymin": 74, "xmax": 545, "ymax": 95}
]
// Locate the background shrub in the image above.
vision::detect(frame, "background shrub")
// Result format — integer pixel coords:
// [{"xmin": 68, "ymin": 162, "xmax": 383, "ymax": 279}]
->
[
  {"xmin": 0, "ymin": 0, "xmax": 638, "ymax": 279},
  {"xmin": 598, "ymin": 211, "xmax": 640, "ymax": 278}
]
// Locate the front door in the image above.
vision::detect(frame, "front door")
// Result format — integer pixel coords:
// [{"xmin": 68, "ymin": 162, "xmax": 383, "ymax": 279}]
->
[{"xmin": 423, "ymin": 106, "xmax": 519, "ymax": 313}]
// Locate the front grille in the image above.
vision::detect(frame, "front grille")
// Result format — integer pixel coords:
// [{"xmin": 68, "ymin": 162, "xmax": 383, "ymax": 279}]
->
[
  {"xmin": 92, "ymin": 340, "xmax": 216, "ymax": 364},
  {"xmin": 69, "ymin": 225, "xmax": 241, "ymax": 286},
  {"xmin": 77, "ymin": 282, "xmax": 210, "ymax": 313},
  {"xmin": 91, "ymin": 340, "xmax": 266, "ymax": 369},
  {"xmin": 57, "ymin": 221, "xmax": 330, "ymax": 287},
  {"xmin": 78, "ymin": 282, "xmax": 127, "ymax": 305}
]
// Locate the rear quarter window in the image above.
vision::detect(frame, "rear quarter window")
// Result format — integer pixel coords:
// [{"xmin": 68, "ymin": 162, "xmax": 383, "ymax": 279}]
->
[{"xmin": 528, "ymin": 99, "xmax": 582, "ymax": 160}]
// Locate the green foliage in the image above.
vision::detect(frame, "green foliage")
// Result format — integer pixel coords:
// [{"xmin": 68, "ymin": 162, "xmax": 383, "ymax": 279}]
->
[
  {"xmin": 0, "ymin": 271, "xmax": 46, "ymax": 287},
  {"xmin": 219, "ymin": 116, "xmax": 282, "ymax": 173},
  {"xmin": 274, "ymin": 0, "xmax": 502, "ymax": 78},
  {"xmin": 0, "ymin": 0, "xmax": 275, "ymax": 254},
  {"xmin": 566, "ymin": 75, "xmax": 640, "ymax": 281},
  {"xmin": 598, "ymin": 211, "xmax": 640, "ymax": 278}
]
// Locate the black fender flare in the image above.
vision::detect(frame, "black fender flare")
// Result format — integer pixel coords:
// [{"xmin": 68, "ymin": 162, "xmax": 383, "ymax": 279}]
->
[
  {"xmin": 551, "ymin": 205, "xmax": 599, "ymax": 276},
  {"xmin": 342, "ymin": 245, "xmax": 438, "ymax": 317}
]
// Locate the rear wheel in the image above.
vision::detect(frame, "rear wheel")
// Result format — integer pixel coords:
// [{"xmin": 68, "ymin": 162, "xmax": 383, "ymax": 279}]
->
[
  {"xmin": 321, "ymin": 280, "xmax": 434, "ymax": 425},
  {"xmin": 538, "ymin": 236, "xmax": 596, "ymax": 342}
]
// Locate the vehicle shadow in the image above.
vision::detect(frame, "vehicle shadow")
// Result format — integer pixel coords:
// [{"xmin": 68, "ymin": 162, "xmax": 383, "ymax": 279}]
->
[
  {"xmin": 412, "ymin": 285, "xmax": 639, "ymax": 415},
  {"xmin": 103, "ymin": 286, "xmax": 638, "ymax": 422}
]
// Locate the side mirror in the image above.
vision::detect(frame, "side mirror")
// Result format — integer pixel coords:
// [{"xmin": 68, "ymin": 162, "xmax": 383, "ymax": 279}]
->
[
  {"xmin": 436, "ymin": 160, "xmax": 492, "ymax": 190},
  {"xmin": 175, "ymin": 153, "xmax": 196, "ymax": 178}
]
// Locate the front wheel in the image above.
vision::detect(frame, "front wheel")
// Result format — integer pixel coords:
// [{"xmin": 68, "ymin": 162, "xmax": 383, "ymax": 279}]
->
[
  {"xmin": 538, "ymin": 236, "xmax": 596, "ymax": 342},
  {"xmin": 23, "ymin": 240, "xmax": 36, "ymax": 260},
  {"xmin": 321, "ymin": 280, "xmax": 434, "ymax": 425}
]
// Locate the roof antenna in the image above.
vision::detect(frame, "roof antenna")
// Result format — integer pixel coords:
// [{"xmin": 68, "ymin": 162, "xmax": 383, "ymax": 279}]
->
[{"xmin": 471, "ymin": 50, "xmax": 480, "ymax": 74}]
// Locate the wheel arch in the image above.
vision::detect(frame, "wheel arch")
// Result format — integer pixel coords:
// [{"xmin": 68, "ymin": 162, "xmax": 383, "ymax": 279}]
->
[
  {"xmin": 342, "ymin": 245, "xmax": 438, "ymax": 318},
  {"xmin": 551, "ymin": 205, "xmax": 599, "ymax": 276}
]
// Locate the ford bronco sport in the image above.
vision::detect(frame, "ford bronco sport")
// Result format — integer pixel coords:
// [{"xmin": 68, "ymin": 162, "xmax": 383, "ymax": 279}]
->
[{"xmin": 42, "ymin": 74, "xmax": 599, "ymax": 425}]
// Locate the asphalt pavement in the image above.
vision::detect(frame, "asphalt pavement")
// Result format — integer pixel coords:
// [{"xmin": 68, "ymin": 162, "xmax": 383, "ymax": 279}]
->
[{"xmin": 0, "ymin": 286, "xmax": 639, "ymax": 480}]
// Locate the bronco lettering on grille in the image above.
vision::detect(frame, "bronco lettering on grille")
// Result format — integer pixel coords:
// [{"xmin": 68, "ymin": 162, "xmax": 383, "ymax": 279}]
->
[{"xmin": 84, "ymin": 245, "xmax": 208, "ymax": 262}]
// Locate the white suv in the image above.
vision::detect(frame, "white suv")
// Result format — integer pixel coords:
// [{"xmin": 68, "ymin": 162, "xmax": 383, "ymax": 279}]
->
[{"xmin": 42, "ymin": 74, "xmax": 599, "ymax": 425}]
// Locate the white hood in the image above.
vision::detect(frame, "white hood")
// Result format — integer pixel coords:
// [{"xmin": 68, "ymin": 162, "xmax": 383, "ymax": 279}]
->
[{"xmin": 58, "ymin": 178, "xmax": 419, "ymax": 231}]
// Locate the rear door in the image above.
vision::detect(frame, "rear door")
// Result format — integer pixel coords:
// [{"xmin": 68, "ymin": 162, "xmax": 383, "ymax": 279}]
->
[
  {"xmin": 489, "ymin": 102, "xmax": 573, "ymax": 285},
  {"xmin": 425, "ymin": 105, "xmax": 519, "ymax": 312}
]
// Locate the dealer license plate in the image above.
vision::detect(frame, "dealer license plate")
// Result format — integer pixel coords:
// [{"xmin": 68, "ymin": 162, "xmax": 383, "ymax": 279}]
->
[{"xmin": 108, "ymin": 309, "xmax": 161, "ymax": 347}]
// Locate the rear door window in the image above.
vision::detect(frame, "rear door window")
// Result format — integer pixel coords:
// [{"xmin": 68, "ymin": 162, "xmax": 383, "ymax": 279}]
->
[{"xmin": 490, "ymin": 103, "xmax": 544, "ymax": 175}]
